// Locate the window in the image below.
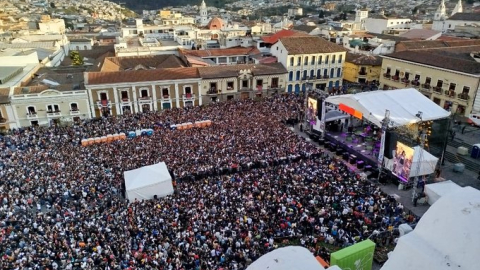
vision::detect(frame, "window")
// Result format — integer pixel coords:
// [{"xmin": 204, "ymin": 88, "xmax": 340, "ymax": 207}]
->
[
  {"xmin": 27, "ymin": 106, "xmax": 36, "ymax": 115},
  {"xmin": 296, "ymin": 71, "xmax": 300, "ymax": 80},
  {"xmin": 310, "ymin": 70, "xmax": 315, "ymax": 78},
  {"xmin": 330, "ymin": 68, "xmax": 334, "ymax": 78},
  {"xmin": 271, "ymin": 77, "xmax": 279, "ymax": 88},
  {"xmin": 140, "ymin": 89, "xmax": 148, "ymax": 98},
  {"xmin": 317, "ymin": 69, "xmax": 321, "ymax": 78},
  {"xmin": 338, "ymin": 54, "xmax": 343, "ymax": 64},
  {"xmin": 303, "ymin": 70, "xmax": 307, "ymax": 79},
  {"xmin": 304, "ymin": 56, "xmax": 309, "ymax": 65},
  {"xmin": 70, "ymin": 103, "xmax": 78, "ymax": 111},
  {"xmin": 386, "ymin": 67, "xmax": 391, "ymax": 74},
  {"xmin": 437, "ymin": 80, "xmax": 443, "ymax": 87},
  {"xmin": 404, "ymin": 72, "xmax": 409, "ymax": 80},
  {"xmin": 227, "ymin": 95, "xmax": 234, "ymax": 100},
  {"xmin": 290, "ymin": 57, "xmax": 294, "ymax": 66},
  {"xmin": 100, "ymin": 93, "xmax": 107, "ymax": 101},
  {"xmin": 462, "ymin": 86, "xmax": 470, "ymax": 94},
  {"xmin": 332, "ymin": 55, "xmax": 336, "ymax": 64},
  {"xmin": 449, "ymin": 83, "xmax": 456, "ymax": 91},
  {"xmin": 184, "ymin": 86, "xmax": 192, "ymax": 94},
  {"xmin": 47, "ymin": 104, "xmax": 60, "ymax": 113},
  {"xmin": 311, "ymin": 56, "xmax": 316, "ymax": 65},
  {"xmin": 242, "ymin": 80, "xmax": 248, "ymax": 88},
  {"xmin": 337, "ymin": 68, "xmax": 341, "ymax": 78},
  {"xmin": 289, "ymin": 71, "xmax": 293, "ymax": 81},
  {"xmin": 256, "ymin": 79, "xmax": 263, "ymax": 87},
  {"xmin": 162, "ymin": 88, "xmax": 169, "ymax": 98},
  {"xmin": 325, "ymin": 55, "xmax": 329, "ymax": 64},
  {"xmin": 121, "ymin": 91, "xmax": 129, "ymax": 101},
  {"xmin": 227, "ymin": 81, "xmax": 234, "ymax": 90},
  {"xmin": 210, "ymin": 82, "xmax": 217, "ymax": 92},
  {"xmin": 297, "ymin": 56, "xmax": 301, "ymax": 66},
  {"xmin": 425, "ymin": 77, "xmax": 431, "ymax": 84},
  {"xmin": 394, "ymin": 69, "xmax": 400, "ymax": 77},
  {"xmin": 414, "ymin": 74, "xmax": 420, "ymax": 81},
  {"xmin": 318, "ymin": 56, "xmax": 322, "ymax": 64}
]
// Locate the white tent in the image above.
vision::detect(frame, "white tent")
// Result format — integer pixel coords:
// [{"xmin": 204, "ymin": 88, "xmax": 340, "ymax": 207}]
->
[
  {"xmin": 124, "ymin": 162, "xmax": 174, "ymax": 201},
  {"xmin": 381, "ymin": 187, "xmax": 480, "ymax": 270},
  {"xmin": 424, "ymin": 180, "xmax": 462, "ymax": 205},
  {"xmin": 324, "ymin": 89, "xmax": 450, "ymax": 128},
  {"xmin": 247, "ymin": 246, "xmax": 328, "ymax": 270},
  {"xmin": 408, "ymin": 146, "xmax": 438, "ymax": 178}
]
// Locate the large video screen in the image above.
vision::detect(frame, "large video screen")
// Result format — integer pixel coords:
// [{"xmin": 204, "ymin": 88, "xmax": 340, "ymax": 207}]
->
[
  {"xmin": 307, "ymin": 98, "xmax": 318, "ymax": 126},
  {"xmin": 393, "ymin": 142, "xmax": 415, "ymax": 182}
]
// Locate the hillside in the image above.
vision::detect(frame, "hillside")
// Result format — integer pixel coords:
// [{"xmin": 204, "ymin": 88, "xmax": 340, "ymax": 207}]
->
[{"xmin": 123, "ymin": 0, "xmax": 234, "ymax": 12}]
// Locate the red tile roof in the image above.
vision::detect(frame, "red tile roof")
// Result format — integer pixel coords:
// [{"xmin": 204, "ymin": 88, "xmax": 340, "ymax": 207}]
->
[
  {"xmin": 181, "ymin": 47, "xmax": 260, "ymax": 58},
  {"xmin": 261, "ymin": 29, "xmax": 309, "ymax": 44},
  {"xmin": 86, "ymin": 67, "xmax": 200, "ymax": 85}
]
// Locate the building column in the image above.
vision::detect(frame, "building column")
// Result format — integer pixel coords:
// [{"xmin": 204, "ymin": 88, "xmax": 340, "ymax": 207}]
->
[
  {"xmin": 112, "ymin": 86, "xmax": 120, "ymax": 115},
  {"xmin": 198, "ymin": 81, "xmax": 202, "ymax": 106},
  {"xmin": 151, "ymin": 84, "xmax": 158, "ymax": 111},
  {"xmin": 87, "ymin": 88, "xmax": 95, "ymax": 118},
  {"xmin": 131, "ymin": 86, "xmax": 139, "ymax": 113},
  {"xmin": 175, "ymin": 83, "xmax": 180, "ymax": 108}
]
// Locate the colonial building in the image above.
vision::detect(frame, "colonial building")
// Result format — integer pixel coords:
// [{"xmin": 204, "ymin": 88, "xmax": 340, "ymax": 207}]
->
[
  {"xmin": 9, "ymin": 67, "xmax": 90, "ymax": 127},
  {"xmin": 197, "ymin": 63, "xmax": 287, "ymax": 104},
  {"xmin": 85, "ymin": 67, "xmax": 201, "ymax": 117},
  {"xmin": 179, "ymin": 47, "xmax": 260, "ymax": 66},
  {"xmin": 343, "ymin": 53, "xmax": 382, "ymax": 84},
  {"xmin": 270, "ymin": 36, "xmax": 347, "ymax": 93},
  {"xmin": 379, "ymin": 45, "xmax": 480, "ymax": 116}
]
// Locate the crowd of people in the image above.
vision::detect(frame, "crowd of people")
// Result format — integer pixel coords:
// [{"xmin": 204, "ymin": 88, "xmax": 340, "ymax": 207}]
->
[{"xmin": 0, "ymin": 95, "xmax": 416, "ymax": 269}]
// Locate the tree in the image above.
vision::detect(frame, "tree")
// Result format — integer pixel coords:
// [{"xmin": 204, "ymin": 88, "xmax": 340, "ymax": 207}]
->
[
  {"xmin": 70, "ymin": 51, "xmax": 84, "ymax": 66},
  {"xmin": 50, "ymin": 2, "xmax": 55, "ymax": 8}
]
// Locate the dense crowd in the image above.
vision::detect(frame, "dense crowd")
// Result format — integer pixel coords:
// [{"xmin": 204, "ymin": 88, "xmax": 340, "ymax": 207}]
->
[{"xmin": 0, "ymin": 95, "xmax": 415, "ymax": 270}]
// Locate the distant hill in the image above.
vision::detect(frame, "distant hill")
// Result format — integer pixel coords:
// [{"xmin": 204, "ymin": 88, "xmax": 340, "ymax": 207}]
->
[{"xmin": 121, "ymin": 0, "xmax": 233, "ymax": 12}]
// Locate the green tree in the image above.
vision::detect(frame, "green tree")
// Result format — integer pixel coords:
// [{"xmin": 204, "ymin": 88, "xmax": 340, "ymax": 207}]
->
[{"xmin": 70, "ymin": 51, "xmax": 84, "ymax": 66}]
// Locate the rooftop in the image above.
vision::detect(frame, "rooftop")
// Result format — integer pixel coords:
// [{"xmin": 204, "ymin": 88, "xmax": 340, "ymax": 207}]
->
[
  {"xmin": 197, "ymin": 63, "xmax": 287, "ymax": 79},
  {"xmin": 399, "ymin": 29, "xmax": 441, "ymax": 40},
  {"xmin": 385, "ymin": 47, "xmax": 480, "ymax": 75},
  {"xmin": 345, "ymin": 53, "xmax": 382, "ymax": 66},
  {"xmin": 261, "ymin": 29, "xmax": 309, "ymax": 44},
  {"xmin": 448, "ymin": 13, "xmax": 480, "ymax": 22},
  {"xmin": 101, "ymin": 54, "xmax": 186, "ymax": 72},
  {"xmin": 86, "ymin": 67, "xmax": 200, "ymax": 85},
  {"xmin": 279, "ymin": 36, "xmax": 348, "ymax": 54},
  {"xmin": 395, "ymin": 39, "xmax": 480, "ymax": 52},
  {"xmin": 181, "ymin": 47, "xmax": 260, "ymax": 58},
  {"xmin": 17, "ymin": 67, "xmax": 86, "ymax": 94}
]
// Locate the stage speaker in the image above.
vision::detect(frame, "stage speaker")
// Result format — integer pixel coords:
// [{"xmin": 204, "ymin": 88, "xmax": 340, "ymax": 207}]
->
[{"xmin": 384, "ymin": 131, "xmax": 397, "ymax": 159}]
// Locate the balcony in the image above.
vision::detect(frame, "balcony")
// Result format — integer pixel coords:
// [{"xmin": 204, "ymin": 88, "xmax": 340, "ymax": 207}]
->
[
  {"xmin": 458, "ymin": 93, "xmax": 470, "ymax": 101},
  {"xmin": 70, "ymin": 109, "xmax": 80, "ymax": 115},
  {"xmin": 96, "ymin": 100, "xmax": 111, "ymax": 109},
  {"xmin": 121, "ymin": 98, "xmax": 131, "ymax": 105},
  {"xmin": 401, "ymin": 78, "xmax": 410, "ymax": 84},
  {"xmin": 161, "ymin": 94, "xmax": 170, "ymax": 100},
  {"xmin": 26, "ymin": 112, "xmax": 37, "ymax": 119},
  {"xmin": 421, "ymin": 83, "xmax": 431, "ymax": 90},
  {"xmin": 383, "ymin": 73, "xmax": 391, "ymax": 79},
  {"xmin": 433, "ymin": 86, "xmax": 443, "ymax": 93},
  {"xmin": 358, "ymin": 71, "xmax": 367, "ymax": 76},
  {"xmin": 392, "ymin": 75, "xmax": 400, "ymax": 82},
  {"xmin": 411, "ymin": 80, "xmax": 420, "ymax": 87},
  {"xmin": 138, "ymin": 96, "xmax": 152, "ymax": 104},
  {"xmin": 47, "ymin": 110, "xmax": 62, "ymax": 117},
  {"xmin": 207, "ymin": 88, "xmax": 218, "ymax": 95},
  {"xmin": 183, "ymin": 93, "xmax": 195, "ymax": 100},
  {"xmin": 444, "ymin": 90, "xmax": 456, "ymax": 98}
]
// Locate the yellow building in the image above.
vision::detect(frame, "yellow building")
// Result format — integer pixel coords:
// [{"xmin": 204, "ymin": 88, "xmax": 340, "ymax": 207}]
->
[
  {"xmin": 343, "ymin": 53, "xmax": 382, "ymax": 84},
  {"xmin": 379, "ymin": 48, "xmax": 480, "ymax": 116},
  {"xmin": 0, "ymin": 89, "xmax": 10, "ymax": 131}
]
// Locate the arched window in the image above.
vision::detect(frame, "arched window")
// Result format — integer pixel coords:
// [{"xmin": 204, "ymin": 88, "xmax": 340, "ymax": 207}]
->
[
  {"xmin": 311, "ymin": 56, "xmax": 316, "ymax": 65},
  {"xmin": 317, "ymin": 69, "xmax": 321, "ymax": 78},
  {"xmin": 289, "ymin": 71, "xmax": 293, "ymax": 81},
  {"xmin": 304, "ymin": 56, "xmax": 309, "ymax": 65},
  {"xmin": 290, "ymin": 57, "xmax": 294, "ymax": 66},
  {"xmin": 330, "ymin": 68, "xmax": 335, "ymax": 78},
  {"xmin": 318, "ymin": 56, "xmax": 322, "ymax": 64},
  {"xmin": 337, "ymin": 68, "xmax": 342, "ymax": 78},
  {"xmin": 296, "ymin": 71, "xmax": 300, "ymax": 80},
  {"xmin": 338, "ymin": 54, "xmax": 343, "ymax": 64},
  {"xmin": 332, "ymin": 55, "xmax": 336, "ymax": 64}
]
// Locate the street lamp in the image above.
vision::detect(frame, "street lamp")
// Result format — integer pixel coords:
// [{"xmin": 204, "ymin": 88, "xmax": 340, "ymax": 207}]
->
[{"xmin": 412, "ymin": 111, "xmax": 425, "ymax": 203}]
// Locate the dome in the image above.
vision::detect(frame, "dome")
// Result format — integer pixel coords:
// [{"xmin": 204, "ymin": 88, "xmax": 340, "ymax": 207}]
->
[{"xmin": 207, "ymin": 17, "xmax": 224, "ymax": 30}]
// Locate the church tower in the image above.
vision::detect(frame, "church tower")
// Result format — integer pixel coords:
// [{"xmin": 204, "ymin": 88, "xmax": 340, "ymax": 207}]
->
[
  {"xmin": 451, "ymin": 0, "xmax": 463, "ymax": 16},
  {"xmin": 199, "ymin": 0, "xmax": 209, "ymax": 26},
  {"xmin": 434, "ymin": 0, "xmax": 447, "ymax": 21}
]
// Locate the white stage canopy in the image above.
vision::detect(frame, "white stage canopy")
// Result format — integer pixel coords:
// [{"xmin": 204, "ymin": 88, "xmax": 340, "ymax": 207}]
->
[
  {"xmin": 381, "ymin": 187, "xmax": 480, "ymax": 270},
  {"xmin": 247, "ymin": 246, "xmax": 327, "ymax": 270},
  {"xmin": 409, "ymin": 146, "xmax": 438, "ymax": 178},
  {"xmin": 124, "ymin": 162, "xmax": 174, "ymax": 202},
  {"xmin": 424, "ymin": 180, "xmax": 462, "ymax": 205},
  {"xmin": 325, "ymin": 89, "xmax": 450, "ymax": 128}
]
